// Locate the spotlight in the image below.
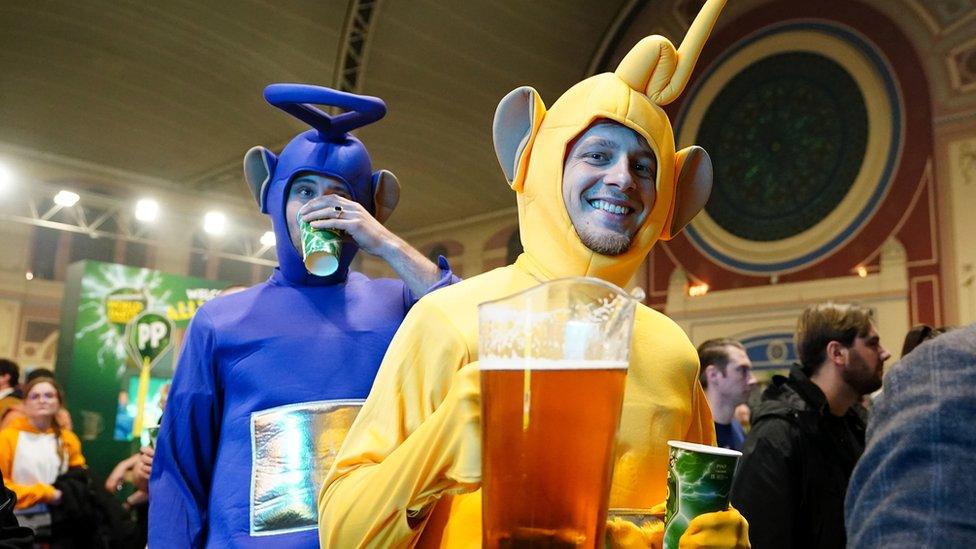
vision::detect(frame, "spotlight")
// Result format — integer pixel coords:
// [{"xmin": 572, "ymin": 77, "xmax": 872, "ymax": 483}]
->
[
  {"xmin": 0, "ymin": 162, "xmax": 13, "ymax": 191},
  {"xmin": 688, "ymin": 283, "xmax": 709, "ymax": 297},
  {"xmin": 856, "ymin": 266, "xmax": 868, "ymax": 278},
  {"xmin": 203, "ymin": 211, "xmax": 226, "ymax": 235},
  {"xmin": 260, "ymin": 231, "xmax": 276, "ymax": 247},
  {"xmin": 24, "ymin": 271, "xmax": 33, "ymax": 281},
  {"xmin": 135, "ymin": 199, "xmax": 159, "ymax": 222},
  {"xmin": 54, "ymin": 190, "xmax": 80, "ymax": 207}
]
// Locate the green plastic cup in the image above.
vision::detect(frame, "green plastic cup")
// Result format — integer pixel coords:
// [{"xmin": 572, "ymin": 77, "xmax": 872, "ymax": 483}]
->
[
  {"xmin": 297, "ymin": 213, "xmax": 341, "ymax": 276},
  {"xmin": 663, "ymin": 441, "xmax": 741, "ymax": 549}
]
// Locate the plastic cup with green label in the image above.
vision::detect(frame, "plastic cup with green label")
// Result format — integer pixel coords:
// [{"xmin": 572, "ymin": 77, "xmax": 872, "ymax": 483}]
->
[
  {"xmin": 297, "ymin": 212, "xmax": 341, "ymax": 276},
  {"xmin": 663, "ymin": 441, "xmax": 741, "ymax": 549}
]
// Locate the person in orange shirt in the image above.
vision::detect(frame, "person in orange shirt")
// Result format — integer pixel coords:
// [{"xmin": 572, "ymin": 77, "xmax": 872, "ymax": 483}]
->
[
  {"xmin": 1, "ymin": 367, "xmax": 74, "ymax": 432},
  {"xmin": 0, "ymin": 377, "xmax": 85, "ymax": 510}
]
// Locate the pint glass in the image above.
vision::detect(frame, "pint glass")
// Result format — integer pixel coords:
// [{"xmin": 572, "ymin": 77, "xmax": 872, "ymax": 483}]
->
[{"xmin": 479, "ymin": 277, "xmax": 639, "ymax": 548}]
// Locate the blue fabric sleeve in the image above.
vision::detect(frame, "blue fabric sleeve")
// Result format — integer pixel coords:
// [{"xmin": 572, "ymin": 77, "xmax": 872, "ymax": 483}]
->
[
  {"xmin": 148, "ymin": 309, "xmax": 221, "ymax": 548},
  {"xmin": 402, "ymin": 255, "xmax": 459, "ymax": 309}
]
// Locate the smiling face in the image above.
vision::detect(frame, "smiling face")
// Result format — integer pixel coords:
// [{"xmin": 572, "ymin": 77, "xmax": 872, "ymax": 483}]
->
[
  {"xmin": 284, "ymin": 172, "xmax": 354, "ymax": 252},
  {"xmin": 561, "ymin": 121, "xmax": 657, "ymax": 256},
  {"xmin": 25, "ymin": 381, "xmax": 61, "ymax": 423}
]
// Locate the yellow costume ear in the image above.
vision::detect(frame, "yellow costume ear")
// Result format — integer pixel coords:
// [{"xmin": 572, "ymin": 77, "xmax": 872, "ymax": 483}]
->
[
  {"xmin": 615, "ymin": 0, "xmax": 725, "ymax": 104},
  {"xmin": 661, "ymin": 146, "xmax": 712, "ymax": 240},
  {"xmin": 492, "ymin": 86, "xmax": 547, "ymax": 192}
]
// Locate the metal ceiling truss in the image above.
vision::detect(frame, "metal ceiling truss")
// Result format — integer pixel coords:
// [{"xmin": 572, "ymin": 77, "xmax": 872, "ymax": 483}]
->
[
  {"xmin": 334, "ymin": 0, "xmax": 380, "ymax": 93},
  {"xmin": 3, "ymin": 181, "xmax": 277, "ymax": 267},
  {"xmin": 184, "ymin": 1, "xmax": 381, "ymax": 193}
]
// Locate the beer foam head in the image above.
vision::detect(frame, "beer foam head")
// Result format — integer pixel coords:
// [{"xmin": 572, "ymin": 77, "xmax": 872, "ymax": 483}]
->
[
  {"xmin": 479, "ymin": 359, "xmax": 628, "ymax": 371},
  {"xmin": 478, "ymin": 277, "xmax": 640, "ymax": 365}
]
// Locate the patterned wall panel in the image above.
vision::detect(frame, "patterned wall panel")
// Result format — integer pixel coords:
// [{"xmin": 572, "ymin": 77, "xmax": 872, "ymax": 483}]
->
[
  {"xmin": 904, "ymin": 0, "xmax": 976, "ymax": 35},
  {"xmin": 740, "ymin": 332, "xmax": 795, "ymax": 373},
  {"xmin": 481, "ymin": 225, "xmax": 521, "ymax": 272},
  {"xmin": 947, "ymin": 37, "xmax": 976, "ymax": 93},
  {"xmin": 420, "ymin": 240, "xmax": 464, "ymax": 277}
]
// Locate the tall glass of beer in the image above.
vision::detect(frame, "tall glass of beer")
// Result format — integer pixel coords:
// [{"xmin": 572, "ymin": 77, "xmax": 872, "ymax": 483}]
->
[{"xmin": 479, "ymin": 277, "xmax": 639, "ymax": 548}]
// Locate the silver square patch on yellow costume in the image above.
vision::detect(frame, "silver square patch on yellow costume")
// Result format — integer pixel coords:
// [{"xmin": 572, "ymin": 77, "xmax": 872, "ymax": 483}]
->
[{"xmin": 249, "ymin": 399, "xmax": 362, "ymax": 536}]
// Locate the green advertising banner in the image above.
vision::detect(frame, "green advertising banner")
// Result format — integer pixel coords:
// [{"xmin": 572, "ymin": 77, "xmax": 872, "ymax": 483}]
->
[{"xmin": 55, "ymin": 260, "xmax": 227, "ymax": 477}]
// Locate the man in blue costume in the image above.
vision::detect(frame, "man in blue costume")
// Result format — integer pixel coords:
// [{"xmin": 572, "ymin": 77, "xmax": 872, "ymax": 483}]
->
[{"xmin": 149, "ymin": 84, "xmax": 457, "ymax": 548}]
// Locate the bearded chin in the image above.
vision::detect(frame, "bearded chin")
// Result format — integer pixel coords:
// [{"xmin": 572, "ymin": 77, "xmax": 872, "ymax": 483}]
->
[
  {"xmin": 578, "ymin": 228, "xmax": 633, "ymax": 256},
  {"xmin": 842, "ymin": 353, "xmax": 883, "ymax": 395}
]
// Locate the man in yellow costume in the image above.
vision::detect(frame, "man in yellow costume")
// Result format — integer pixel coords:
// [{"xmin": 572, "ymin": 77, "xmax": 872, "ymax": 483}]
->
[{"xmin": 320, "ymin": 1, "xmax": 749, "ymax": 547}]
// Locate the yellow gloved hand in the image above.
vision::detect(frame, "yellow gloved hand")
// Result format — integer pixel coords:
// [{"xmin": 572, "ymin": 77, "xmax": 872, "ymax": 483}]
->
[
  {"xmin": 604, "ymin": 503, "xmax": 748, "ymax": 549},
  {"xmin": 605, "ymin": 516, "xmax": 664, "ymax": 549},
  {"xmin": 678, "ymin": 507, "xmax": 750, "ymax": 549},
  {"xmin": 605, "ymin": 503, "xmax": 666, "ymax": 549}
]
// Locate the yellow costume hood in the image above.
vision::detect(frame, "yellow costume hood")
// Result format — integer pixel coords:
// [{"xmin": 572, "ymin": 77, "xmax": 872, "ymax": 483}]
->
[{"xmin": 493, "ymin": 0, "xmax": 724, "ymax": 287}]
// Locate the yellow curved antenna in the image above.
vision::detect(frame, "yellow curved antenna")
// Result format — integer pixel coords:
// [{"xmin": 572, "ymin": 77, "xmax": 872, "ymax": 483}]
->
[{"xmin": 614, "ymin": 0, "xmax": 726, "ymax": 105}]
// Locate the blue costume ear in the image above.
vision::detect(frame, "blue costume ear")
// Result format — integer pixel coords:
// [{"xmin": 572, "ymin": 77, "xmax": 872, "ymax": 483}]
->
[
  {"xmin": 243, "ymin": 146, "xmax": 278, "ymax": 213},
  {"xmin": 264, "ymin": 84, "xmax": 386, "ymax": 140},
  {"xmin": 371, "ymin": 170, "xmax": 400, "ymax": 224}
]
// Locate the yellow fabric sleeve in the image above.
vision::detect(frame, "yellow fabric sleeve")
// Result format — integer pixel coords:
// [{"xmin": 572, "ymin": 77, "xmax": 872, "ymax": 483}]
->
[
  {"xmin": 0, "ymin": 427, "xmax": 57, "ymax": 509},
  {"xmin": 62, "ymin": 429, "xmax": 87, "ymax": 468},
  {"xmin": 319, "ymin": 301, "xmax": 480, "ymax": 548}
]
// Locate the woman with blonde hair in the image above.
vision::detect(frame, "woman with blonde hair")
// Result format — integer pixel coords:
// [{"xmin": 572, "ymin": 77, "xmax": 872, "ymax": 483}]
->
[{"xmin": 0, "ymin": 376, "xmax": 85, "ymax": 509}]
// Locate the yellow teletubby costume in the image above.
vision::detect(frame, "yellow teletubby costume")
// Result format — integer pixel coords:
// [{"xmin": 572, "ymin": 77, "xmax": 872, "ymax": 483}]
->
[{"xmin": 320, "ymin": 1, "xmax": 749, "ymax": 547}]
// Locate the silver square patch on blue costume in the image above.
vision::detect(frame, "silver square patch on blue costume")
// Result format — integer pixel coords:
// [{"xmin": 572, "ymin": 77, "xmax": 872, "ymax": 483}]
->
[{"xmin": 249, "ymin": 399, "xmax": 363, "ymax": 536}]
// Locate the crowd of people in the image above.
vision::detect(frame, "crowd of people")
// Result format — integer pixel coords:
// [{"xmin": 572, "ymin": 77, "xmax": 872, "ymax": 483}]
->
[
  {"xmin": 0, "ymin": 315, "xmax": 970, "ymax": 547},
  {"xmin": 697, "ymin": 313, "xmax": 972, "ymax": 548},
  {"xmin": 0, "ymin": 364, "xmax": 148, "ymax": 547}
]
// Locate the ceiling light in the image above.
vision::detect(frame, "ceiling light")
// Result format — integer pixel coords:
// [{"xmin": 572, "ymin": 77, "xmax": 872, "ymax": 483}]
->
[
  {"xmin": 134, "ymin": 199, "xmax": 159, "ymax": 222},
  {"xmin": 0, "ymin": 163, "xmax": 13, "ymax": 191},
  {"xmin": 260, "ymin": 231, "xmax": 276, "ymax": 247},
  {"xmin": 203, "ymin": 211, "xmax": 226, "ymax": 235},
  {"xmin": 54, "ymin": 190, "xmax": 80, "ymax": 207},
  {"xmin": 688, "ymin": 283, "xmax": 709, "ymax": 297}
]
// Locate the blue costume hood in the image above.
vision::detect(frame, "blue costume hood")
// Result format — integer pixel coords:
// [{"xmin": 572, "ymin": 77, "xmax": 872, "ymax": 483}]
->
[{"xmin": 243, "ymin": 84, "xmax": 388, "ymax": 286}]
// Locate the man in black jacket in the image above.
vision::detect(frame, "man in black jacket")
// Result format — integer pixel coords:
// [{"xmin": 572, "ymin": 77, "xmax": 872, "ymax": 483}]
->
[{"xmin": 730, "ymin": 302, "xmax": 891, "ymax": 548}]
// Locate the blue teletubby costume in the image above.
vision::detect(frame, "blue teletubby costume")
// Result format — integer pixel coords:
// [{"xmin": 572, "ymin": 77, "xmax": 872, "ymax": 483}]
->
[{"xmin": 149, "ymin": 84, "xmax": 456, "ymax": 548}]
